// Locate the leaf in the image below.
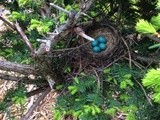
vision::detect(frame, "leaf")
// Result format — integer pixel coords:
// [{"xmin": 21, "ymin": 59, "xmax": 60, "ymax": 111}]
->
[
  {"xmin": 105, "ymin": 108, "xmax": 116, "ymax": 117},
  {"xmin": 142, "ymin": 69, "xmax": 160, "ymax": 87},
  {"xmin": 148, "ymin": 43, "xmax": 160, "ymax": 49},
  {"xmin": 135, "ymin": 19, "xmax": 157, "ymax": 34},
  {"xmin": 157, "ymin": 0, "xmax": 160, "ymax": 9},
  {"xmin": 74, "ymin": 77, "xmax": 79, "ymax": 84},
  {"xmin": 151, "ymin": 14, "xmax": 160, "ymax": 30},
  {"xmin": 103, "ymin": 68, "xmax": 111, "ymax": 74},
  {"xmin": 126, "ymin": 113, "xmax": 136, "ymax": 120},
  {"xmin": 120, "ymin": 81, "xmax": 127, "ymax": 89},
  {"xmin": 126, "ymin": 79, "xmax": 134, "ymax": 87},
  {"xmin": 153, "ymin": 93, "xmax": 160, "ymax": 103}
]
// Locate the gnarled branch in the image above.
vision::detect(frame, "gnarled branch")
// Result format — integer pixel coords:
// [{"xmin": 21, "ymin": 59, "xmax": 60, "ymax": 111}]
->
[{"xmin": 0, "ymin": 60, "xmax": 36, "ymax": 75}]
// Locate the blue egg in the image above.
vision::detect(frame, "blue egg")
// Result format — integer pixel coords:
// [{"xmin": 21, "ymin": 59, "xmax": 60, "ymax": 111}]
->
[
  {"xmin": 97, "ymin": 36, "xmax": 107, "ymax": 43},
  {"xmin": 99, "ymin": 43, "xmax": 107, "ymax": 50},
  {"xmin": 92, "ymin": 46, "xmax": 101, "ymax": 53},
  {"xmin": 91, "ymin": 40, "xmax": 99, "ymax": 47}
]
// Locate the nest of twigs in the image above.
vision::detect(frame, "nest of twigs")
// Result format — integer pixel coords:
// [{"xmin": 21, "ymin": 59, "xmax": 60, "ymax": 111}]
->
[{"xmin": 79, "ymin": 21, "xmax": 124, "ymax": 64}]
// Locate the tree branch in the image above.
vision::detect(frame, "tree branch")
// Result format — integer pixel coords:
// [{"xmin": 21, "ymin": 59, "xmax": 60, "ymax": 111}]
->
[
  {"xmin": 21, "ymin": 87, "xmax": 51, "ymax": 120},
  {"xmin": 26, "ymin": 86, "xmax": 49, "ymax": 98},
  {"xmin": 0, "ymin": 73, "xmax": 44, "ymax": 84},
  {"xmin": 0, "ymin": 60, "xmax": 36, "ymax": 75},
  {"xmin": 0, "ymin": 16, "xmax": 15, "ymax": 30},
  {"xmin": 15, "ymin": 22, "xmax": 35, "ymax": 54},
  {"xmin": 36, "ymin": 1, "xmax": 95, "ymax": 56}
]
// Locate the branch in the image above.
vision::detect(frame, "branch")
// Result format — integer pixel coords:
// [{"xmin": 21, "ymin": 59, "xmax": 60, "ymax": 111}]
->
[
  {"xmin": 0, "ymin": 16, "xmax": 15, "ymax": 30},
  {"xmin": 21, "ymin": 87, "xmax": 51, "ymax": 120},
  {"xmin": 26, "ymin": 86, "xmax": 48, "ymax": 97},
  {"xmin": 36, "ymin": 1, "xmax": 95, "ymax": 56},
  {"xmin": 133, "ymin": 53, "xmax": 160, "ymax": 64},
  {"xmin": 79, "ymin": 0, "xmax": 95, "ymax": 12},
  {"xmin": 15, "ymin": 22, "xmax": 35, "ymax": 54},
  {"xmin": 0, "ymin": 73, "xmax": 44, "ymax": 84},
  {"xmin": 145, "ymin": 34, "xmax": 160, "ymax": 43},
  {"xmin": 74, "ymin": 27, "xmax": 94, "ymax": 41},
  {"xmin": 0, "ymin": 16, "xmax": 35, "ymax": 54},
  {"xmin": 0, "ymin": 60, "xmax": 36, "ymax": 75}
]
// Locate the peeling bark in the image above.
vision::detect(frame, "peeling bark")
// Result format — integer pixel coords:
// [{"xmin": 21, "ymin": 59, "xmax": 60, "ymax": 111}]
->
[{"xmin": 0, "ymin": 60, "xmax": 36, "ymax": 75}]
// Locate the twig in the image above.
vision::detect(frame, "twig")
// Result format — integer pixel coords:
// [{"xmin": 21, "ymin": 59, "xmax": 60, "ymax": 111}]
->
[
  {"xmin": 36, "ymin": 1, "xmax": 95, "ymax": 56},
  {"xmin": 21, "ymin": 87, "xmax": 51, "ymax": 120},
  {"xmin": 0, "ymin": 73, "xmax": 39, "ymax": 84},
  {"xmin": 145, "ymin": 34, "xmax": 160, "ymax": 43},
  {"xmin": 50, "ymin": 3, "xmax": 92, "ymax": 19},
  {"xmin": 50, "ymin": 3, "xmax": 69, "ymax": 14},
  {"xmin": 122, "ymin": 37, "xmax": 132, "ymax": 68},
  {"xmin": 15, "ymin": 22, "xmax": 35, "ymax": 54},
  {"xmin": 74, "ymin": 27, "xmax": 94, "ymax": 41},
  {"xmin": 26, "ymin": 86, "xmax": 48, "ymax": 98},
  {"xmin": 0, "ymin": 16, "xmax": 15, "ymax": 30},
  {"xmin": 134, "ymin": 79, "xmax": 153, "ymax": 106},
  {"xmin": 133, "ymin": 53, "xmax": 160, "ymax": 64}
]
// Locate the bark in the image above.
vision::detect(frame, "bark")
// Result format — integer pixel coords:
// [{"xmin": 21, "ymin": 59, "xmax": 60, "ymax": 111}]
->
[{"xmin": 0, "ymin": 60, "xmax": 36, "ymax": 75}]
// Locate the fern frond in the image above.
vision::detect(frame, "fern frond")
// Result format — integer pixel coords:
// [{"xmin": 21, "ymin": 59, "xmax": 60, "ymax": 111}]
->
[
  {"xmin": 136, "ymin": 19, "xmax": 157, "ymax": 34},
  {"xmin": 151, "ymin": 14, "xmax": 160, "ymax": 30},
  {"xmin": 142, "ymin": 69, "xmax": 160, "ymax": 87}
]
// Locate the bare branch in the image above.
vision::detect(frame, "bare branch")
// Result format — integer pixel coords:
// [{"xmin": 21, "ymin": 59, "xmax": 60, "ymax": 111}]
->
[
  {"xmin": 0, "ymin": 60, "xmax": 36, "ymax": 75},
  {"xmin": 50, "ymin": 3, "xmax": 69, "ymax": 14},
  {"xmin": 36, "ymin": 10, "xmax": 76, "ymax": 55},
  {"xmin": 0, "ymin": 16, "xmax": 15, "ymax": 30},
  {"xmin": 21, "ymin": 87, "xmax": 51, "ymax": 120},
  {"xmin": 74, "ymin": 27, "xmax": 94, "ymax": 41},
  {"xmin": 145, "ymin": 34, "xmax": 160, "ymax": 43},
  {"xmin": 15, "ymin": 22, "xmax": 35, "ymax": 54},
  {"xmin": 26, "ymin": 86, "xmax": 48, "ymax": 97},
  {"xmin": 36, "ymin": 1, "xmax": 95, "ymax": 56},
  {"xmin": 79, "ymin": 0, "xmax": 95, "ymax": 12},
  {"xmin": 0, "ymin": 73, "xmax": 42, "ymax": 84}
]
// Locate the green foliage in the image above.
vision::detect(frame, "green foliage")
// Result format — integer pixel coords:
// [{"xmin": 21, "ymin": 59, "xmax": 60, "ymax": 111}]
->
[
  {"xmin": 0, "ymin": 85, "xmax": 27, "ymax": 112},
  {"xmin": 29, "ymin": 19, "xmax": 54, "ymax": 34},
  {"xmin": 11, "ymin": 11, "xmax": 26, "ymax": 21},
  {"xmin": 53, "ymin": 74, "xmax": 105, "ymax": 120},
  {"xmin": 151, "ymin": 14, "xmax": 160, "ymax": 30},
  {"xmin": 135, "ymin": 19, "xmax": 157, "ymax": 34},
  {"xmin": 53, "ymin": 64, "xmax": 148, "ymax": 120},
  {"xmin": 142, "ymin": 69, "xmax": 160, "ymax": 103}
]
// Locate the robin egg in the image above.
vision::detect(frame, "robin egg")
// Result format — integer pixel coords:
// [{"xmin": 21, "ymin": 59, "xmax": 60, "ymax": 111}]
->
[
  {"xmin": 97, "ymin": 36, "xmax": 107, "ymax": 43},
  {"xmin": 92, "ymin": 46, "xmax": 101, "ymax": 53},
  {"xmin": 99, "ymin": 43, "xmax": 107, "ymax": 50},
  {"xmin": 91, "ymin": 40, "xmax": 99, "ymax": 47}
]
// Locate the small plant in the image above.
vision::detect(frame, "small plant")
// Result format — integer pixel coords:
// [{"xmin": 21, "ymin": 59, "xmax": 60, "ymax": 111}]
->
[{"xmin": 142, "ymin": 69, "xmax": 160, "ymax": 103}]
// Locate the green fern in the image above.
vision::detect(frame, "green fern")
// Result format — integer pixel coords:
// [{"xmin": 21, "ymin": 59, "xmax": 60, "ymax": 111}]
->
[
  {"xmin": 151, "ymin": 14, "xmax": 160, "ymax": 30},
  {"xmin": 142, "ymin": 69, "xmax": 160, "ymax": 103},
  {"xmin": 135, "ymin": 19, "xmax": 157, "ymax": 34}
]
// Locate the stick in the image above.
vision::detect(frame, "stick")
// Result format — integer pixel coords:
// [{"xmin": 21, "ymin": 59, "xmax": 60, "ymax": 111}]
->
[
  {"xmin": 21, "ymin": 87, "xmax": 51, "ymax": 120},
  {"xmin": 0, "ymin": 60, "xmax": 36, "ymax": 75},
  {"xmin": 0, "ymin": 16, "xmax": 15, "ymax": 30},
  {"xmin": 74, "ymin": 27, "xmax": 94, "ymax": 41},
  {"xmin": 15, "ymin": 22, "xmax": 35, "ymax": 54}
]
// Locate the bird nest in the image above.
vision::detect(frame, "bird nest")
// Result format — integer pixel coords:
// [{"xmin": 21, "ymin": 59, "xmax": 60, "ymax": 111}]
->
[{"xmin": 80, "ymin": 21, "xmax": 124, "ymax": 64}]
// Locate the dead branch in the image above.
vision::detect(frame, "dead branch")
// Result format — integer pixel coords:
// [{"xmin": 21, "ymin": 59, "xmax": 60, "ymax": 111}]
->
[
  {"xmin": 26, "ymin": 86, "xmax": 49, "ymax": 98},
  {"xmin": 145, "ymin": 34, "xmax": 160, "ymax": 43},
  {"xmin": 0, "ymin": 16, "xmax": 15, "ymax": 30},
  {"xmin": 36, "ymin": 1, "xmax": 95, "ymax": 56},
  {"xmin": 21, "ymin": 87, "xmax": 51, "ymax": 120},
  {"xmin": 15, "ymin": 22, "xmax": 35, "ymax": 54},
  {"xmin": 0, "ymin": 60, "xmax": 36, "ymax": 75},
  {"xmin": 133, "ymin": 53, "xmax": 160, "ymax": 64},
  {"xmin": 0, "ymin": 73, "xmax": 43, "ymax": 84}
]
